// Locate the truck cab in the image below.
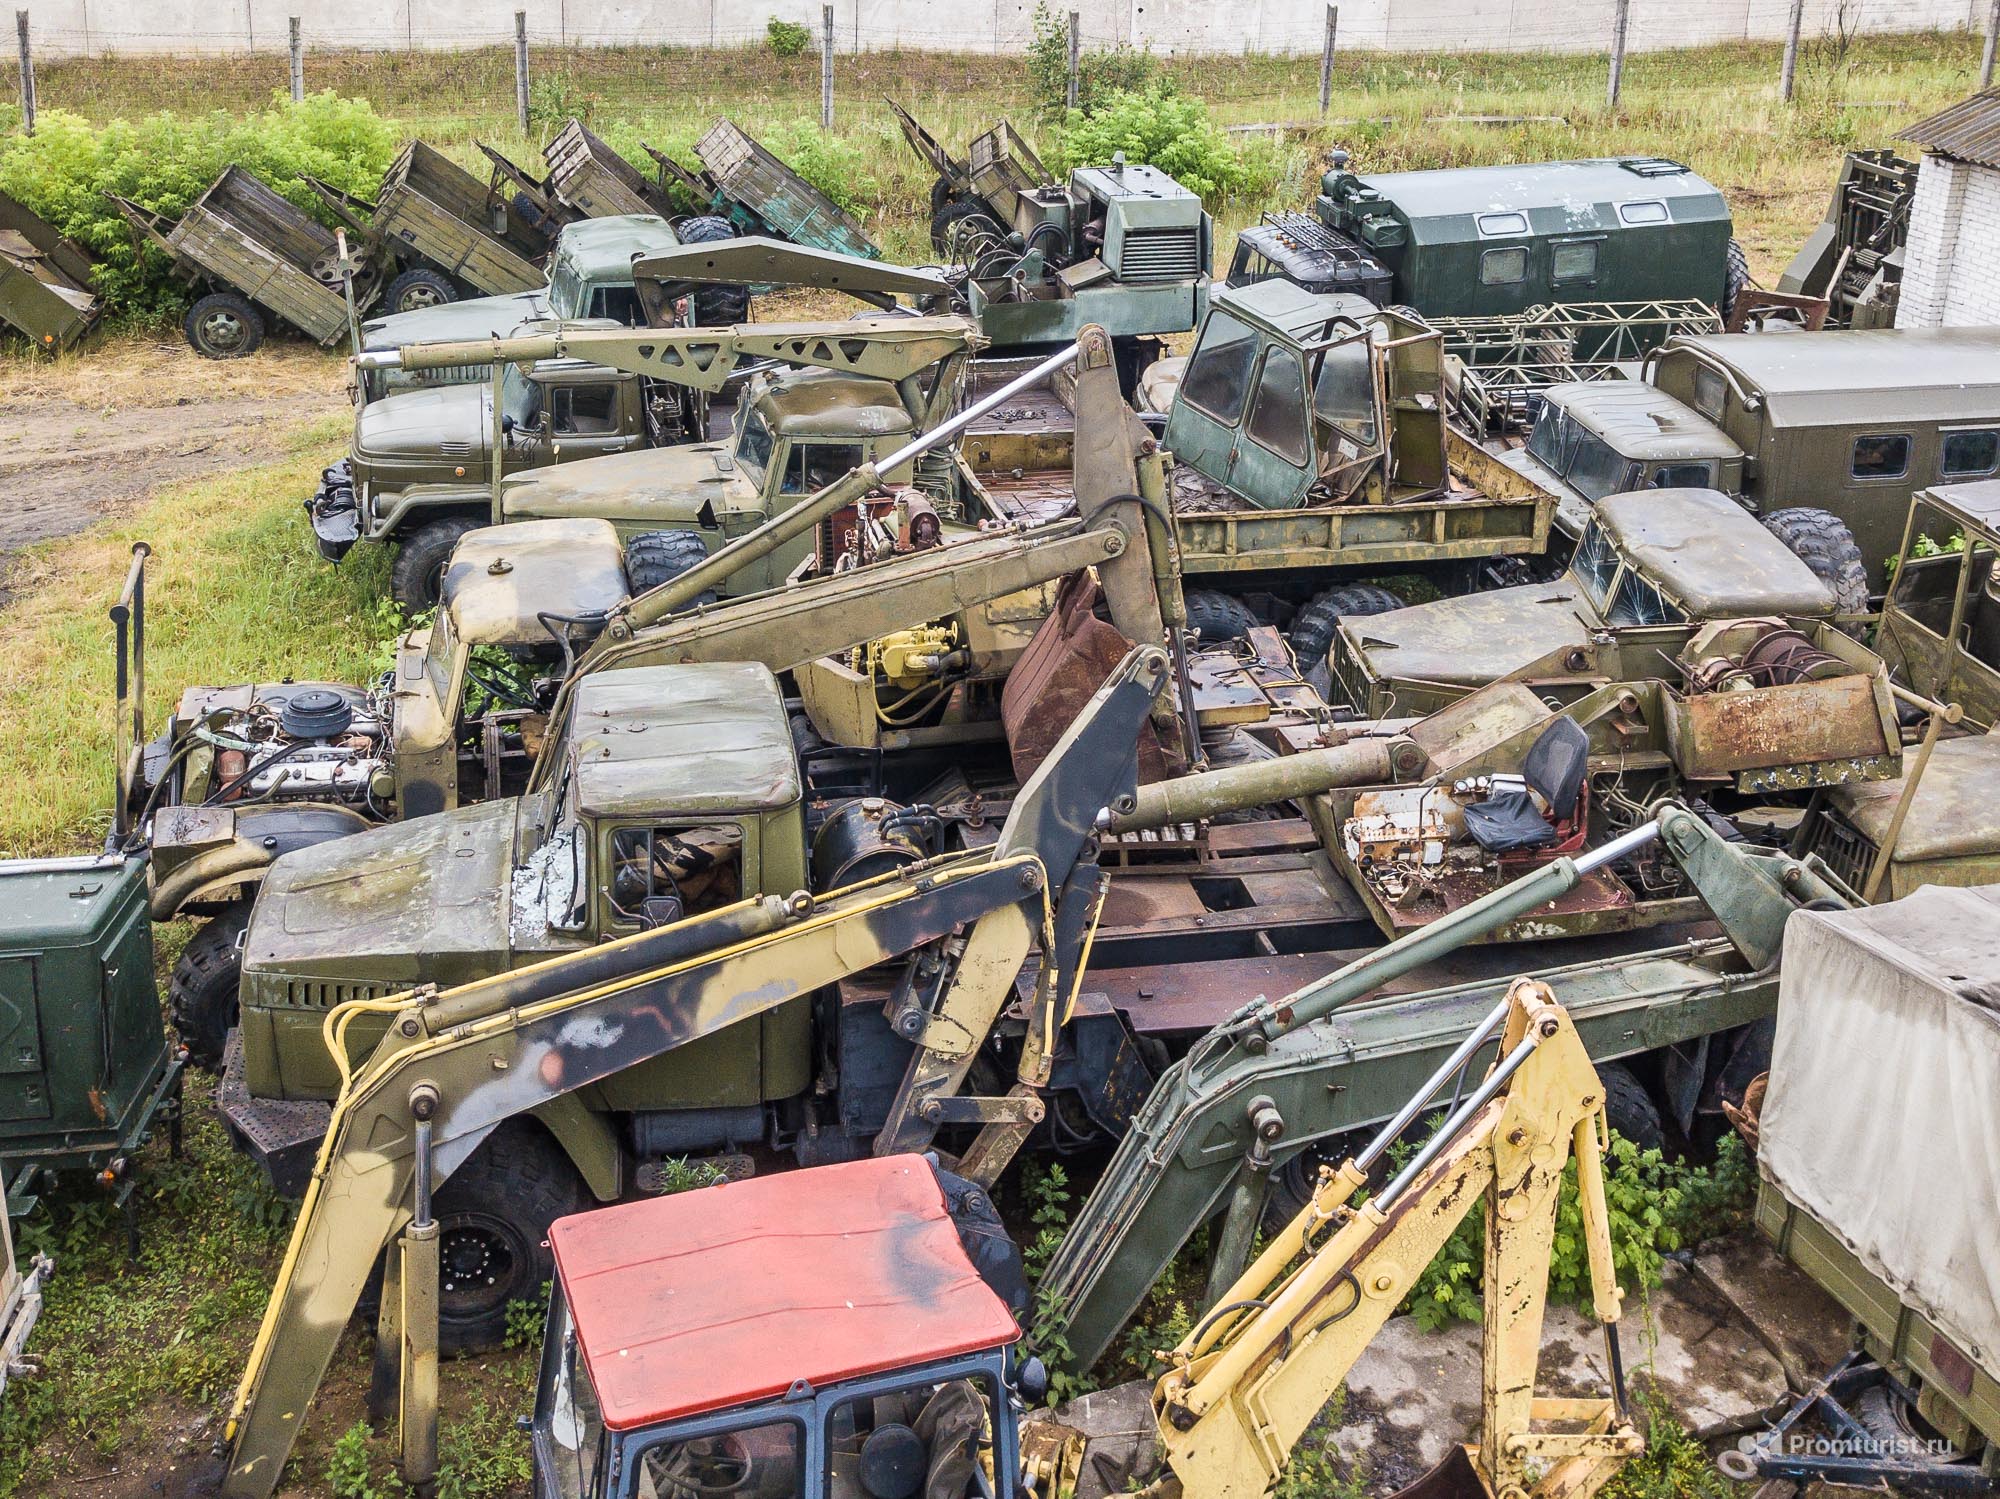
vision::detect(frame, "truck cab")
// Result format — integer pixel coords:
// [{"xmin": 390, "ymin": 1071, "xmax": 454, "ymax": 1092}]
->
[
  {"xmin": 530, "ymin": 1156, "xmax": 1025, "ymax": 1499},
  {"xmin": 1328, "ymin": 486, "xmax": 1835, "ymax": 717}
]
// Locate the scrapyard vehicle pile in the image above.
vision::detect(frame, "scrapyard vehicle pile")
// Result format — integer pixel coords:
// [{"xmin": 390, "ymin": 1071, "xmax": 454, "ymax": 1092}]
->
[{"xmin": 7, "ymin": 93, "xmax": 2000, "ymax": 1499}]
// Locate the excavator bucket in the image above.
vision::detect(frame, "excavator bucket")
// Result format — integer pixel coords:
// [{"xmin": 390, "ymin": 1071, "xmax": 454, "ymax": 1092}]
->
[
  {"xmin": 1388, "ymin": 1445, "xmax": 1491, "ymax": 1499},
  {"xmin": 1000, "ymin": 573, "xmax": 1168, "ymax": 784}
]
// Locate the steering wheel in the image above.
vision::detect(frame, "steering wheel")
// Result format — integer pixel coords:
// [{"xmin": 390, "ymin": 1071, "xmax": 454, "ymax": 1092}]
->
[
  {"xmin": 465, "ymin": 659, "xmax": 535, "ymax": 710},
  {"xmin": 648, "ymin": 1434, "xmax": 756, "ymax": 1499}
]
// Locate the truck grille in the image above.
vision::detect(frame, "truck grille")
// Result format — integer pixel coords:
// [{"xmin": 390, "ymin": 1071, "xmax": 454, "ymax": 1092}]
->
[
  {"xmin": 1795, "ymin": 804, "xmax": 1876, "ymax": 893},
  {"xmin": 439, "ymin": 440, "xmax": 474, "ymax": 459},
  {"xmin": 1117, "ymin": 227, "xmax": 1202, "ymax": 283},
  {"xmin": 278, "ymin": 978, "xmax": 388, "ymax": 1011}
]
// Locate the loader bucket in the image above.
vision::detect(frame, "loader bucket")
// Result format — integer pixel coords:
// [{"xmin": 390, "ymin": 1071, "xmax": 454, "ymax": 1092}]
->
[{"xmin": 1384, "ymin": 1445, "xmax": 1491, "ymax": 1499}]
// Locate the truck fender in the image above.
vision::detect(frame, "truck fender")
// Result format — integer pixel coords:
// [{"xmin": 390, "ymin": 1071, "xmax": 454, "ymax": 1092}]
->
[
  {"xmin": 531, "ymin": 1093, "xmax": 623, "ymax": 1202},
  {"xmin": 149, "ymin": 803, "xmax": 373, "ymax": 921}
]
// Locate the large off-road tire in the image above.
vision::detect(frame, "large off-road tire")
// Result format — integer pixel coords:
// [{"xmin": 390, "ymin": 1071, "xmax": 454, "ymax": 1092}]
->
[
  {"xmin": 931, "ymin": 199, "xmax": 1001, "ymax": 256},
  {"xmin": 1287, "ymin": 583, "xmax": 1406, "ymax": 676},
  {"xmin": 183, "ymin": 291, "xmax": 266, "ymax": 359},
  {"xmin": 1598, "ymin": 1060, "xmax": 1666, "ymax": 1154},
  {"xmin": 384, "ymin": 267, "xmax": 459, "ymax": 314},
  {"xmin": 1761, "ymin": 507, "xmax": 1870, "ymax": 615},
  {"xmin": 675, "ymin": 215, "xmax": 750, "ymax": 326},
  {"xmin": 624, "ymin": 528, "xmax": 717, "ymax": 600},
  {"xmin": 168, "ymin": 902, "xmax": 251, "ymax": 1070},
  {"xmin": 359, "ymin": 1122, "xmax": 589, "ymax": 1354},
  {"xmin": 390, "ymin": 515, "xmax": 484, "ymax": 615},
  {"xmin": 1724, "ymin": 238, "xmax": 1753, "ymax": 320},
  {"xmin": 1182, "ymin": 589, "xmax": 1260, "ymax": 644}
]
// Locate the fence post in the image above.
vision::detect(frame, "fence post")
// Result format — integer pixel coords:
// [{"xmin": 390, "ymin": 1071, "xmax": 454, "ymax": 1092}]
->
[
  {"xmin": 1605, "ymin": 0, "xmax": 1629, "ymax": 110},
  {"xmin": 1780, "ymin": 0, "xmax": 1804, "ymax": 101},
  {"xmin": 1319, "ymin": 4, "xmax": 1337, "ymax": 117},
  {"xmin": 514, "ymin": 11, "xmax": 530, "ymax": 136},
  {"xmin": 820, "ymin": 4, "xmax": 834, "ymax": 129},
  {"xmin": 13, "ymin": 11, "xmax": 30, "ymax": 137},
  {"xmin": 1983, "ymin": 0, "xmax": 1999, "ymax": 91},
  {"xmin": 289, "ymin": 17, "xmax": 304, "ymax": 103},
  {"xmin": 1066, "ymin": 10, "xmax": 1080, "ymax": 111}
]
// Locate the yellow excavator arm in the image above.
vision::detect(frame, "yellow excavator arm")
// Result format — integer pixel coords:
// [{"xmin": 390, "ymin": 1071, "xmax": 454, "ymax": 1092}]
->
[{"xmin": 1144, "ymin": 976, "xmax": 1643, "ymax": 1499}]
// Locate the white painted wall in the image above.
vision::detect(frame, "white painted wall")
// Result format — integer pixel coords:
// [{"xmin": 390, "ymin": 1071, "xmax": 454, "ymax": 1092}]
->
[
  {"xmin": 1898, "ymin": 151, "xmax": 2000, "ymax": 328},
  {"xmin": 20, "ymin": 0, "xmax": 1991, "ymax": 57}
]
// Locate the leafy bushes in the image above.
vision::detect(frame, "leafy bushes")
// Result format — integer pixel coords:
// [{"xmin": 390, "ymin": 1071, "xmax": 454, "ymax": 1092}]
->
[
  {"xmin": 0, "ymin": 91, "xmax": 398, "ymax": 319},
  {"xmin": 1025, "ymin": 0, "xmax": 1157, "ymax": 116},
  {"xmin": 1057, "ymin": 82, "xmax": 1282, "ymax": 203},
  {"xmin": 766, "ymin": 17, "xmax": 813, "ymax": 58}
]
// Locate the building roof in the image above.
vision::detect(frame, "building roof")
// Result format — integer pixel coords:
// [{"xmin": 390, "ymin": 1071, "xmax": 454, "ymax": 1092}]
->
[
  {"xmin": 552, "ymin": 1155, "xmax": 1020, "ymax": 1431},
  {"xmin": 567, "ymin": 662, "xmax": 799, "ymax": 819},
  {"xmin": 1595, "ymin": 488, "xmax": 1834, "ymax": 616},
  {"xmin": 1903, "ymin": 89, "xmax": 2000, "ymax": 171},
  {"xmin": 441, "ymin": 518, "xmax": 630, "ymax": 647}
]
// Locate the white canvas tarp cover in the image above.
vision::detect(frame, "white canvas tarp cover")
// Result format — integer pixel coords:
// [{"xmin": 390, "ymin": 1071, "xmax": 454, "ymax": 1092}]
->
[{"xmin": 1761, "ymin": 884, "xmax": 2000, "ymax": 1379}]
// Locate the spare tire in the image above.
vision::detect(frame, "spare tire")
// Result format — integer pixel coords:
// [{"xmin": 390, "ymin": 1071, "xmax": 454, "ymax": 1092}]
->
[
  {"xmin": 1287, "ymin": 582, "xmax": 1406, "ymax": 676},
  {"xmin": 1183, "ymin": 589, "xmax": 1259, "ymax": 644},
  {"xmin": 676, "ymin": 215, "xmax": 750, "ymax": 325},
  {"xmin": 625, "ymin": 528, "xmax": 716, "ymax": 599},
  {"xmin": 1761, "ymin": 507, "xmax": 1870, "ymax": 615}
]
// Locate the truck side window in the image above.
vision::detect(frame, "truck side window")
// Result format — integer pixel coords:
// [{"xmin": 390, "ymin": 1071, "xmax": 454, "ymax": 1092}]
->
[
  {"xmin": 736, "ymin": 411, "xmax": 776, "ymax": 485},
  {"xmin": 1607, "ymin": 571, "xmax": 1684, "ymax": 627},
  {"xmin": 1245, "ymin": 349, "xmax": 1309, "ymax": 465},
  {"xmin": 1571, "ymin": 521, "xmax": 1620, "ymax": 609},
  {"xmin": 1691, "ymin": 368, "xmax": 1726, "ymax": 421},
  {"xmin": 1313, "ymin": 338, "xmax": 1378, "ymax": 447},
  {"xmin": 1180, "ymin": 312, "xmax": 1259, "ymax": 424},
  {"xmin": 591, "ymin": 285, "xmax": 642, "ymax": 326},
  {"xmin": 1942, "ymin": 430, "xmax": 2000, "ymax": 478},
  {"xmin": 781, "ymin": 443, "xmax": 866, "ymax": 494},
  {"xmin": 1563, "ymin": 432, "xmax": 1636, "ymax": 503},
  {"xmin": 1526, "ymin": 405, "xmax": 1573, "ymax": 474},
  {"xmin": 1551, "ymin": 242, "xmax": 1599, "ymax": 284},
  {"xmin": 634, "ymin": 1418, "xmax": 804, "ymax": 1499},
  {"xmin": 1480, "ymin": 247, "xmax": 1528, "ymax": 286},
  {"xmin": 824, "ymin": 1376, "xmax": 995, "ymax": 1499},
  {"xmin": 1651, "ymin": 462, "xmax": 1713, "ymax": 488},
  {"xmin": 1617, "ymin": 200, "xmax": 1669, "ymax": 225},
  {"xmin": 610, "ymin": 824, "xmax": 744, "ymax": 926},
  {"xmin": 1476, "ymin": 211, "xmax": 1529, "ymax": 237},
  {"xmin": 1851, "ymin": 434, "xmax": 1910, "ymax": 480},
  {"xmin": 555, "ymin": 384, "xmax": 619, "ymax": 435}
]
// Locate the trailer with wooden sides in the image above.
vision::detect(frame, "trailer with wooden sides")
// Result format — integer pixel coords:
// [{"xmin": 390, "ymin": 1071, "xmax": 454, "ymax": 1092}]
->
[
  {"xmin": 677, "ymin": 118, "xmax": 881, "ymax": 260},
  {"xmin": 308, "ymin": 141, "xmax": 550, "ymax": 308},
  {"xmin": 111, "ymin": 166, "xmax": 386, "ymax": 358},
  {"xmin": 542, "ymin": 119, "xmax": 672, "ymax": 220},
  {"xmin": 0, "ymin": 188, "xmax": 101, "ymax": 351}
]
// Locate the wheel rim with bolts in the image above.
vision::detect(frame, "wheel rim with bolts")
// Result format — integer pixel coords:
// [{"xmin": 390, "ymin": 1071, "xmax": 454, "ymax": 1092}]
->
[{"xmin": 201, "ymin": 310, "xmax": 246, "ymax": 350}]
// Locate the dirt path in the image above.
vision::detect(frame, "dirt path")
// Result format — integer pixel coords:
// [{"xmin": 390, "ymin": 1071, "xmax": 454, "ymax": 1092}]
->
[{"xmin": 0, "ymin": 335, "xmax": 349, "ymax": 599}]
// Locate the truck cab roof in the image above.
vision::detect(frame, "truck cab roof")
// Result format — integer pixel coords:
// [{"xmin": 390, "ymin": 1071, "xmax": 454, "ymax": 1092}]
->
[
  {"xmin": 1207, "ymin": 277, "xmax": 1382, "ymax": 340},
  {"xmin": 1549, "ymin": 381, "xmax": 1742, "ymax": 463},
  {"xmin": 548, "ymin": 213, "xmax": 680, "ymax": 280},
  {"xmin": 565, "ymin": 663, "xmax": 799, "ymax": 819},
  {"xmin": 755, "ymin": 369, "xmax": 916, "ymax": 439},
  {"xmin": 440, "ymin": 519, "xmax": 630, "ymax": 648},
  {"xmin": 1329, "ymin": 157, "xmax": 1725, "ymax": 240},
  {"xmin": 1595, "ymin": 488, "xmax": 1832, "ymax": 616},
  {"xmin": 550, "ymin": 1155, "xmax": 1017, "ymax": 1430}
]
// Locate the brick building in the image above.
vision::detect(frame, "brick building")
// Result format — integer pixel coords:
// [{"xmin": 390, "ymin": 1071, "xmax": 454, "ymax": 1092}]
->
[{"xmin": 1897, "ymin": 89, "xmax": 2000, "ymax": 329}]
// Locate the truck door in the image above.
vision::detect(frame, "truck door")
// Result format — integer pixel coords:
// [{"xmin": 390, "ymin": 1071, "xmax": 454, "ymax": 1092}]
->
[
  {"xmin": 1160, "ymin": 307, "xmax": 1259, "ymax": 482},
  {"xmin": 548, "ymin": 375, "xmax": 643, "ymax": 464},
  {"xmin": 1232, "ymin": 343, "xmax": 1316, "ymax": 507}
]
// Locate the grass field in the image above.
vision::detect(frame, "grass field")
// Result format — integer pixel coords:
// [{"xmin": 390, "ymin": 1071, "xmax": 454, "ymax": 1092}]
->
[{"xmin": 0, "ymin": 26, "xmax": 1984, "ymax": 1499}]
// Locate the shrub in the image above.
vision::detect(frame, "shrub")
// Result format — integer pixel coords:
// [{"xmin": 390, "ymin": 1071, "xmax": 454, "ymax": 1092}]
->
[
  {"xmin": 1026, "ymin": 0, "xmax": 1157, "ymax": 117},
  {"xmin": 1057, "ymin": 83, "xmax": 1272, "ymax": 203},
  {"xmin": 0, "ymin": 92, "xmax": 399, "ymax": 320},
  {"xmin": 527, "ymin": 75, "xmax": 602, "ymax": 134},
  {"xmin": 751, "ymin": 119, "xmax": 878, "ymax": 215},
  {"xmin": 766, "ymin": 17, "xmax": 813, "ymax": 58}
]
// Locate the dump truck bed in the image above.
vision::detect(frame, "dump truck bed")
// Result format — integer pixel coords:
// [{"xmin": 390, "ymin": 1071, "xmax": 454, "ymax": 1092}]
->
[
  {"xmin": 0, "ymin": 189, "xmax": 100, "ymax": 350},
  {"xmin": 544, "ymin": 120, "xmax": 668, "ymax": 219},
  {"xmin": 372, "ymin": 141, "xmax": 548, "ymax": 295},
  {"xmin": 693, "ymin": 119, "xmax": 879, "ymax": 260}
]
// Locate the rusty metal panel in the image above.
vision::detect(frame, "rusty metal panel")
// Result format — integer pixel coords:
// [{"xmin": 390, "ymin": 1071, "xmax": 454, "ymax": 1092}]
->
[{"xmin": 1665, "ymin": 675, "xmax": 1897, "ymax": 789}]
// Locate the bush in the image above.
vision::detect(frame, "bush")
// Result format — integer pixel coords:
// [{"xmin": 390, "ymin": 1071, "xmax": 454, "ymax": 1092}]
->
[
  {"xmin": 527, "ymin": 75, "xmax": 602, "ymax": 134},
  {"xmin": 1057, "ymin": 83, "xmax": 1271, "ymax": 202},
  {"xmin": 766, "ymin": 17, "xmax": 813, "ymax": 58},
  {"xmin": 751, "ymin": 119, "xmax": 878, "ymax": 216},
  {"xmin": 0, "ymin": 91, "xmax": 399, "ymax": 320},
  {"xmin": 1026, "ymin": 0, "xmax": 1157, "ymax": 117}
]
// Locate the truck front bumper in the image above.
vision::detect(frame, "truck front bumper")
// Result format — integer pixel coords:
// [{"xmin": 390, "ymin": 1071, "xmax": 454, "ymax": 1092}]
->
[
  {"xmin": 305, "ymin": 458, "xmax": 360, "ymax": 563},
  {"xmin": 217, "ymin": 1030, "xmax": 330, "ymax": 1199}
]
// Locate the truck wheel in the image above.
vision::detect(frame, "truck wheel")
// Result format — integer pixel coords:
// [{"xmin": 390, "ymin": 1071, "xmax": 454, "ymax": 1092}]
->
[
  {"xmin": 625, "ymin": 529, "xmax": 717, "ymax": 600},
  {"xmin": 931, "ymin": 199, "xmax": 1001, "ymax": 256},
  {"xmin": 1724, "ymin": 238, "xmax": 1753, "ymax": 319},
  {"xmin": 168, "ymin": 902, "xmax": 251, "ymax": 1070},
  {"xmin": 390, "ymin": 516, "xmax": 484, "ymax": 614},
  {"xmin": 1183, "ymin": 589, "xmax": 1259, "ymax": 644},
  {"xmin": 183, "ymin": 291, "xmax": 266, "ymax": 359},
  {"xmin": 1598, "ymin": 1061, "xmax": 1666, "ymax": 1154},
  {"xmin": 675, "ymin": 216, "xmax": 751, "ymax": 326},
  {"xmin": 384, "ymin": 267, "xmax": 459, "ymax": 314},
  {"xmin": 1287, "ymin": 583, "xmax": 1406, "ymax": 676},
  {"xmin": 1761, "ymin": 507, "xmax": 1869, "ymax": 615},
  {"xmin": 1855, "ymin": 1384, "xmax": 1962, "ymax": 1466}
]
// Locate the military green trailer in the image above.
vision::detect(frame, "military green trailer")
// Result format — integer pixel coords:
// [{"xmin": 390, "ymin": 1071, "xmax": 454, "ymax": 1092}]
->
[
  {"xmin": 1506, "ymin": 327, "xmax": 2000, "ymax": 598},
  {"xmin": 308, "ymin": 140, "xmax": 551, "ymax": 310},
  {"xmin": 650, "ymin": 118, "xmax": 881, "ymax": 262},
  {"xmin": 0, "ymin": 188, "xmax": 101, "ymax": 352},
  {"xmin": 0, "ymin": 853, "xmax": 184, "ymax": 1230},
  {"xmin": 111, "ymin": 166, "xmax": 396, "ymax": 358}
]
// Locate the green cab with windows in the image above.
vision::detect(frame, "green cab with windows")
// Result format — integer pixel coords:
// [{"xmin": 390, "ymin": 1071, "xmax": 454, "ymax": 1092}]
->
[
  {"xmin": 1504, "ymin": 328, "xmax": 2000, "ymax": 605},
  {"xmin": 1326, "ymin": 486, "xmax": 1836, "ymax": 718}
]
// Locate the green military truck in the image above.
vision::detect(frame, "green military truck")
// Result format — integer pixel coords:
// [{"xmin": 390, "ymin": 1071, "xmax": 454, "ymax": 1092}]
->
[
  {"xmin": 0, "ymin": 189, "xmax": 101, "ymax": 352},
  {"xmin": 1502, "ymin": 326, "xmax": 2000, "ymax": 602},
  {"xmin": 1326, "ymin": 486, "xmax": 1838, "ymax": 717}
]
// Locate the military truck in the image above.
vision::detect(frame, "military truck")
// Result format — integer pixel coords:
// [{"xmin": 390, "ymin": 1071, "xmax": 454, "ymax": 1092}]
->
[
  {"xmin": 1778, "ymin": 147, "xmax": 1918, "ymax": 330},
  {"xmin": 1326, "ymin": 487, "xmax": 1840, "ymax": 717},
  {"xmin": 1234, "ymin": 155, "xmax": 1744, "ymax": 338},
  {"xmin": 0, "ymin": 188, "xmax": 101, "ymax": 352},
  {"xmin": 1502, "ymin": 326, "xmax": 2000, "ymax": 601}
]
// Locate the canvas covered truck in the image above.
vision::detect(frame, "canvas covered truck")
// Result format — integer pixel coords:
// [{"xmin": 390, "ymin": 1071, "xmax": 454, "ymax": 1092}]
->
[
  {"xmin": 1501, "ymin": 325, "xmax": 2000, "ymax": 602},
  {"xmin": 0, "ymin": 188, "xmax": 101, "ymax": 351}
]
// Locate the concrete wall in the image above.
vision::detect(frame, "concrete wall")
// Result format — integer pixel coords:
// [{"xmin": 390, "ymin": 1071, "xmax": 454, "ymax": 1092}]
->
[
  {"xmin": 21, "ymin": 0, "xmax": 1992, "ymax": 58},
  {"xmin": 1898, "ymin": 152, "xmax": 2000, "ymax": 328}
]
